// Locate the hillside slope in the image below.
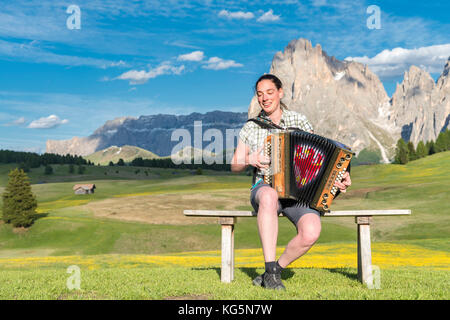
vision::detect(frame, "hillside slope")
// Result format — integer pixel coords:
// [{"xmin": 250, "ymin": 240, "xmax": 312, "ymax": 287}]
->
[{"xmin": 84, "ymin": 145, "xmax": 159, "ymax": 165}]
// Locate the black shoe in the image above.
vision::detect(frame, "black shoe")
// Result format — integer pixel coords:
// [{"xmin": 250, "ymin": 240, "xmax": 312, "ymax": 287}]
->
[
  {"xmin": 262, "ymin": 272, "xmax": 286, "ymax": 290},
  {"xmin": 253, "ymin": 272, "xmax": 286, "ymax": 290},
  {"xmin": 252, "ymin": 273, "xmax": 264, "ymax": 287}
]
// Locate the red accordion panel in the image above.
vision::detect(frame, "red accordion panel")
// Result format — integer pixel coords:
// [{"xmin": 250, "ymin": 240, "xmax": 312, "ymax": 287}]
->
[{"xmin": 293, "ymin": 144, "xmax": 325, "ymax": 189}]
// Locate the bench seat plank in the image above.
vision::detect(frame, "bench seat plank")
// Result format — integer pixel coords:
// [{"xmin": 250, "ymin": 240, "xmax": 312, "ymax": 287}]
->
[{"xmin": 184, "ymin": 209, "xmax": 411, "ymax": 217}]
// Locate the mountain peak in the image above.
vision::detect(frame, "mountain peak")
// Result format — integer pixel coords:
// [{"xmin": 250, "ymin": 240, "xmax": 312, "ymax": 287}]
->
[
  {"xmin": 390, "ymin": 56, "xmax": 450, "ymax": 144},
  {"xmin": 251, "ymin": 37, "xmax": 394, "ymax": 159},
  {"xmin": 47, "ymin": 111, "xmax": 247, "ymax": 156},
  {"xmin": 437, "ymin": 56, "xmax": 450, "ymax": 83}
]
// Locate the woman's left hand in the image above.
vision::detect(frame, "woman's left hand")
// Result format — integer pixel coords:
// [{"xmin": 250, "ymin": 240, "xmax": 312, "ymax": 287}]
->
[{"xmin": 334, "ymin": 171, "xmax": 351, "ymax": 193}]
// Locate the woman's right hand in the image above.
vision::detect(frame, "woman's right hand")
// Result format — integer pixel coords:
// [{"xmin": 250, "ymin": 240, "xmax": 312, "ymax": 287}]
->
[{"xmin": 248, "ymin": 146, "xmax": 270, "ymax": 169}]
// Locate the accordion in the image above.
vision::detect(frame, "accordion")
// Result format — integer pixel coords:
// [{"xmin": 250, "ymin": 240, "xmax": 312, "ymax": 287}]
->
[{"xmin": 263, "ymin": 130, "xmax": 353, "ymax": 212}]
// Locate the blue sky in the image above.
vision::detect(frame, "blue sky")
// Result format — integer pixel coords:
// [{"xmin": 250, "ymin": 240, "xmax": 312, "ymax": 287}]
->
[{"xmin": 0, "ymin": 0, "xmax": 449, "ymax": 153}]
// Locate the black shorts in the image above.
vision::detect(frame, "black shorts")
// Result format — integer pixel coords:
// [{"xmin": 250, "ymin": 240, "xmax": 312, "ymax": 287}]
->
[{"xmin": 250, "ymin": 182, "xmax": 321, "ymax": 227}]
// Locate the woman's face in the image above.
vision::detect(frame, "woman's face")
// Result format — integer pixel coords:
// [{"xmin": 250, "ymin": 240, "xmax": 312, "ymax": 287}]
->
[{"xmin": 256, "ymin": 79, "xmax": 283, "ymax": 116}]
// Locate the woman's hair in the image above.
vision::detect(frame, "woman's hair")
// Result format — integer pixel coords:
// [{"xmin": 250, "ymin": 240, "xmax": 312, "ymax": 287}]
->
[
  {"xmin": 254, "ymin": 73, "xmax": 288, "ymax": 110},
  {"xmin": 254, "ymin": 73, "xmax": 283, "ymax": 92}
]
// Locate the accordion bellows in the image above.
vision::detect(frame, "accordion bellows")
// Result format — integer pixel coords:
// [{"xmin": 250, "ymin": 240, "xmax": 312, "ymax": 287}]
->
[{"xmin": 263, "ymin": 130, "xmax": 353, "ymax": 212}]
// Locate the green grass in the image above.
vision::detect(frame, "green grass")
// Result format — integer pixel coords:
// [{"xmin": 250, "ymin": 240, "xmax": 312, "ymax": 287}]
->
[
  {"xmin": 0, "ymin": 169, "xmax": 250, "ymax": 211},
  {"xmin": 0, "ymin": 162, "xmax": 239, "ymax": 188},
  {"xmin": 0, "ymin": 205, "xmax": 356, "ymax": 256},
  {"xmin": 0, "ymin": 265, "xmax": 447, "ymax": 299},
  {"xmin": 0, "ymin": 152, "xmax": 449, "ymax": 256},
  {"xmin": 0, "ymin": 152, "xmax": 449, "ymax": 300}
]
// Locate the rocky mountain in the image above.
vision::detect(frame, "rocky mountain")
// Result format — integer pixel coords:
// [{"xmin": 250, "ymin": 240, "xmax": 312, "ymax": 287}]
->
[
  {"xmin": 248, "ymin": 38, "xmax": 449, "ymax": 161},
  {"xmin": 46, "ymin": 38, "xmax": 449, "ymax": 162},
  {"xmin": 46, "ymin": 111, "xmax": 247, "ymax": 157},
  {"xmin": 390, "ymin": 58, "xmax": 450, "ymax": 146}
]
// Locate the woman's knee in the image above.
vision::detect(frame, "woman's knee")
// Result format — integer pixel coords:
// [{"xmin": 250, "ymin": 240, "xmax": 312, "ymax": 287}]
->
[
  {"xmin": 297, "ymin": 216, "xmax": 321, "ymax": 246},
  {"xmin": 256, "ymin": 187, "xmax": 279, "ymax": 210},
  {"xmin": 301, "ymin": 228, "xmax": 321, "ymax": 247}
]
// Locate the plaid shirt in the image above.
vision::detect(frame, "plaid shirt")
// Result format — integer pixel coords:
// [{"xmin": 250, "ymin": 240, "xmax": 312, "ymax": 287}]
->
[{"xmin": 239, "ymin": 109, "xmax": 314, "ymax": 180}]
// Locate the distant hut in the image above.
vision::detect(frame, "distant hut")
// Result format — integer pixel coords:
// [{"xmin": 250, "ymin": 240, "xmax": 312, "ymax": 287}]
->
[{"xmin": 73, "ymin": 184, "xmax": 96, "ymax": 195}]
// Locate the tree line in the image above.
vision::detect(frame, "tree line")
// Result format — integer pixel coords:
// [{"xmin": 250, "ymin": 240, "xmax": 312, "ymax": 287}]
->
[
  {"xmin": 0, "ymin": 149, "xmax": 93, "ymax": 173},
  {"xmin": 394, "ymin": 128, "xmax": 450, "ymax": 164},
  {"xmin": 128, "ymin": 156, "xmax": 232, "ymax": 172}
]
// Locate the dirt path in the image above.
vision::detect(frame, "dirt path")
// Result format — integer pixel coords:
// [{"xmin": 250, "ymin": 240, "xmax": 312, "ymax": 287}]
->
[{"xmin": 83, "ymin": 189, "xmax": 251, "ymax": 225}]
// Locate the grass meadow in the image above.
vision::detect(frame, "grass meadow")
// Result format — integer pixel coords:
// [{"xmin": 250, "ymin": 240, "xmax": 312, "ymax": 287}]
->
[{"xmin": 0, "ymin": 152, "xmax": 449, "ymax": 299}]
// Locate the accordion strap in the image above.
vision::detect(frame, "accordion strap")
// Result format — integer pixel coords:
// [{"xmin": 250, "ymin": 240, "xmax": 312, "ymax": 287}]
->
[
  {"xmin": 247, "ymin": 115, "xmax": 305, "ymax": 133},
  {"xmin": 246, "ymin": 116, "xmax": 285, "ymax": 130}
]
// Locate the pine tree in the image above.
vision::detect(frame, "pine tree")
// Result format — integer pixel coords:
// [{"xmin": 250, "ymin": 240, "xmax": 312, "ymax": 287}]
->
[
  {"xmin": 426, "ymin": 140, "xmax": 436, "ymax": 155},
  {"xmin": 2, "ymin": 168, "xmax": 37, "ymax": 228},
  {"xmin": 446, "ymin": 128, "xmax": 450, "ymax": 150},
  {"xmin": 407, "ymin": 141, "xmax": 417, "ymax": 161},
  {"xmin": 435, "ymin": 131, "xmax": 448, "ymax": 153},
  {"xmin": 416, "ymin": 141, "xmax": 427, "ymax": 159},
  {"xmin": 395, "ymin": 138, "xmax": 409, "ymax": 164}
]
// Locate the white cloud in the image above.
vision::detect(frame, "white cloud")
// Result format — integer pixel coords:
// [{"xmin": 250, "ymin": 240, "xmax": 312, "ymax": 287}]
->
[
  {"xmin": 202, "ymin": 57, "xmax": 243, "ymax": 70},
  {"xmin": 165, "ymin": 40, "xmax": 202, "ymax": 50},
  {"xmin": 177, "ymin": 50, "xmax": 204, "ymax": 61},
  {"xmin": 345, "ymin": 44, "xmax": 450, "ymax": 79},
  {"xmin": 218, "ymin": 10, "xmax": 254, "ymax": 20},
  {"xmin": 28, "ymin": 115, "xmax": 69, "ymax": 129},
  {"xmin": 217, "ymin": 8, "xmax": 280, "ymax": 23},
  {"xmin": 3, "ymin": 116, "xmax": 26, "ymax": 127},
  {"xmin": 14, "ymin": 116, "xmax": 26, "ymax": 125},
  {"xmin": 109, "ymin": 60, "xmax": 127, "ymax": 67},
  {"xmin": 11, "ymin": 117, "xmax": 26, "ymax": 126},
  {"xmin": 116, "ymin": 63, "xmax": 185, "ymax": 84},
  {"xmin": 257, "ymin": 9, "xmax": 280, "ymax": 22}
]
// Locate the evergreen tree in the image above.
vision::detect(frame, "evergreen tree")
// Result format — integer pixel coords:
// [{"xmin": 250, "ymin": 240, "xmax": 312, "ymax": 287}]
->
[
  {"xmin": 407, "ymin": 141, "xmax": 417, "ymax": 161},
  {"xmin": 395, "ymin": 138, "xmax": 409, "ymax": 164},
  {"xmin": 446, "ymin": 128, "xmax": 450, "ymax": 150},
  {"xmin": 69, "ymin": 164, "xmax": 75, "ymax": 174},
  {"xmin": 426, "ymin": 140, "xmax": 436, "ymax": 155},
  {"xmin": 435, "ymin": 131, "xmax": 448, "ymax": 153},
  {"xmin": 415, "ymin": 141, "xmax": 427, "ymax": 159},
  {"xmin": 117, "ymin": 158, "xmax": 125, "ymax": 166},
  {"xmin": 1, "ymin": 168, "xmax": 37, "ymax": 227},
  {"xmin": 108, "ymin": 161, "xmax": 114, "ymax": 166}
]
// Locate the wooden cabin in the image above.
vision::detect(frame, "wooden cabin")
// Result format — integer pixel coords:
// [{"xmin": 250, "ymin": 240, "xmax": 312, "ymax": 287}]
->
[{"xmin": 73, "ymin": 184, "xmax": 96, "ymax": 195}]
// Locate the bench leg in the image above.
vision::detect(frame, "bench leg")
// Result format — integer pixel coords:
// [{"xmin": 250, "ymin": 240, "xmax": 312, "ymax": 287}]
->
[
  {"xmin": 356, "ymin": 216, "xmax": 373, "ymax": 287},
  {"xmin": 219, "ymin": 217, "xmax": 236, "ymax": 283}
]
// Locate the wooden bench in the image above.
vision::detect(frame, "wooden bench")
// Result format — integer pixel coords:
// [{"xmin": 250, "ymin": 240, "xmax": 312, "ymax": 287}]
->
[{"xmin": 183, "ymin": 209, "xmax": 411, "ymax": 287}]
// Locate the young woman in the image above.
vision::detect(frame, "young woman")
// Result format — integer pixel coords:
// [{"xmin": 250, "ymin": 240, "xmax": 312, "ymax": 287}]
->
[{"xmin": 231, "ymin": 74, "xmax": 351, "ymax": 290}]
